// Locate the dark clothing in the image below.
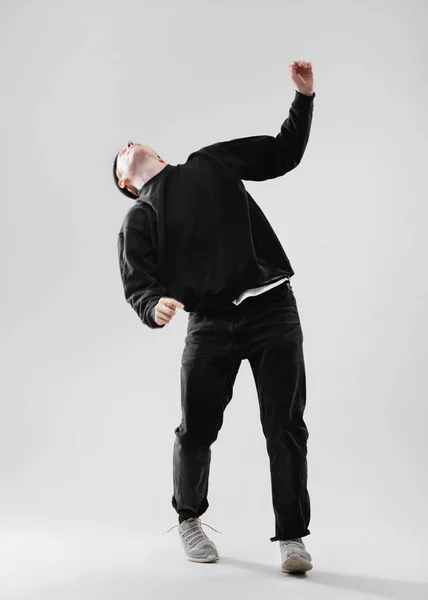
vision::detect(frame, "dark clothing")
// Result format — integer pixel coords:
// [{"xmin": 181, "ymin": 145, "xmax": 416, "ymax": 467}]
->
[
  {"xmin": 172, "ymin": 280, "xmax": 311, "ymax": 541},
  {"xmin": 117, "ymin": 90, "xmax": 315, "ymax": 329},
  {"xmin": 116, "ymin": 91, "xmax": 315, "ymax": 542}
]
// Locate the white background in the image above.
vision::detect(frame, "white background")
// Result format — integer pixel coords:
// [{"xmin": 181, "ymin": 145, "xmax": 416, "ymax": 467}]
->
[{"xmin": 1, "ymin": 0, "xmax": 427, "ymax": 598}]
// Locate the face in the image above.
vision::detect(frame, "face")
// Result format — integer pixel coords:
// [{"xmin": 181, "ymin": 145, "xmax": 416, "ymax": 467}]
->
[{"xmin": 116, "ymin": 142, "xmax": 161, "ymax": 195}]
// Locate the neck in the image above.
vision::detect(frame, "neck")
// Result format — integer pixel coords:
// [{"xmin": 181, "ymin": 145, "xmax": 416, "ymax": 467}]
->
[
  {"xmin": 142, "ymin": 161, "xmax": 168, "ymax": 183},
  {"xmin": 135, "ymin": 161, "xmax": 169, "ymax": 192}
]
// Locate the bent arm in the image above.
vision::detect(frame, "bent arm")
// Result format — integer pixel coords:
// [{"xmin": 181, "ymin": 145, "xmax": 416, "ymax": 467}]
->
[
  {"xmin": 117, "ymin": 222, "xmax": 167, "ymax": 329},
  {"xmin": 199, "ymin": 90, "xmax": 315, "ymax": 181}
]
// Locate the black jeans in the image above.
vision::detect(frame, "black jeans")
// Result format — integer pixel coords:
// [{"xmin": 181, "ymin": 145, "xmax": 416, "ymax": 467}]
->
[{"xmin": 171, "ymin": 280, "xmax": 311, "ymax": 541}]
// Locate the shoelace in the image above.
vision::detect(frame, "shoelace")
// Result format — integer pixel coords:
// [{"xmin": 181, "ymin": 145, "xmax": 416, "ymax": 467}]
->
[
  {"xmin": 162, "ymin": 517, "xmax": 223, "ymax": 542},
  {"xmin": 280, "ymin": 538, "xmax": 308, "ymax": 555}
]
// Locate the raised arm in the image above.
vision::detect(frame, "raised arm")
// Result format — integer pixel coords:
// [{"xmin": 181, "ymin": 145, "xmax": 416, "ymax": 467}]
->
[{"xmin": 190, "ymin": 60, "xmax": 315, "ymax": 181}]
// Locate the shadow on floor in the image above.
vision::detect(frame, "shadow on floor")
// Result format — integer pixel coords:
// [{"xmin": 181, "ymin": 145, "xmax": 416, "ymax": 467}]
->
[{"xmin": 219, "ymin": 556, "xmax": 428, "ymax": 599}]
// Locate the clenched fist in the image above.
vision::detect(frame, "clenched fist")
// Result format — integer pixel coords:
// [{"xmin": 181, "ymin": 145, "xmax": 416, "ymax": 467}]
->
[
  {"xmin": 154, "ymin": 297, "xmax": 185, "ymax": 326},
  {"xmin": 289, "ymin": 60, "xmax": 314, "ymax": 97}
]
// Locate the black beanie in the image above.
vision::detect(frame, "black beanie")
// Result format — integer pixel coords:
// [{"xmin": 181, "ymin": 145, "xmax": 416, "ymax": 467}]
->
[{"xmin": 113, "ymin": 152, "xmax": 140, "ymax": 199}]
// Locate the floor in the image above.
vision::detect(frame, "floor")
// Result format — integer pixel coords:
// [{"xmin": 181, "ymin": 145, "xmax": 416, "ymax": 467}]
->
[{"xmin": 1, "ymin": 526, "xmax": 426, "ymax": 600}]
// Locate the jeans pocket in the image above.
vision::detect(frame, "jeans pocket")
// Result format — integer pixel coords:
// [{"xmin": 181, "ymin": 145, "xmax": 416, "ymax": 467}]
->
[{"xmin": 271, "ymin": 283, "xmax": 294, "ymax": 307}]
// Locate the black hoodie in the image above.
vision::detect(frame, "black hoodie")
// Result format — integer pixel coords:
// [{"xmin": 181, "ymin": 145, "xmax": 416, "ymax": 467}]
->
[{"xmin": 117, "ymin": 90, "xmax": 315, "ymax": 329}]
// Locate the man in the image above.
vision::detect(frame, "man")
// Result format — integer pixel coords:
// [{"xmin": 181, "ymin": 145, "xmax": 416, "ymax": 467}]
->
[{"xmin": 114, "ymin": 60, "xmax": 315, "ymax": 574}]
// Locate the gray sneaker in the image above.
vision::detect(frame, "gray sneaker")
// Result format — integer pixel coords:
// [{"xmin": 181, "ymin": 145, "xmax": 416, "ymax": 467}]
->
[
  {"xmin": 163, "ymin": 517, "xmax": 220, "ymax": 562},
  {"xmin": 280, "ymin": 537, "xmax": 313, "ymax": 573}
]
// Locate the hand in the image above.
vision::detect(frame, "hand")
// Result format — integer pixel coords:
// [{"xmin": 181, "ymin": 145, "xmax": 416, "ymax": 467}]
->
[
  {"xmin": 289, "ymin": 60, "xmax": 314, "ymax": 96},
  {"xmin": 154, "ymin": 297, "xmax": 185, "ymax": 326}
]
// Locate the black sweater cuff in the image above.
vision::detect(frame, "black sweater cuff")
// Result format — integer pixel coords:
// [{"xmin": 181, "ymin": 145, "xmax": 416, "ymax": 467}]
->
[
  {"xmin": 293, "ymin": 90, "xmax": 315, "ymax": 109},
  {"xmin": 146, "ymin": 300, "xmax": 165, "ymax": 329}
]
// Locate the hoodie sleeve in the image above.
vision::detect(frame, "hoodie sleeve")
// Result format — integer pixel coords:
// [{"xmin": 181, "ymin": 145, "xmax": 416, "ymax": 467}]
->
[
  {"xmin": 117, "ymin": 215, "xmax": 167, "ymax": 329},
  {"xmin": 199, "ymin": 90, "xmax": 315, "ymax": 181}
]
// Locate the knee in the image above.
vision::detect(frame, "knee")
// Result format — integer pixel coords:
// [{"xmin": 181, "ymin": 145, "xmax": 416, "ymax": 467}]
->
[{"xmin": 174, "ymin": 423, "xmax": 219, "ymax": 450}]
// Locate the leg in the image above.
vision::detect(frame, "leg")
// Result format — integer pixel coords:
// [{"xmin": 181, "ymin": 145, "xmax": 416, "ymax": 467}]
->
[
  {"xmin": 246, "ymin": 288, "xmax": 311, "ymax": 541},
  {"xmin": 172, "ymin": 313, "xmax": 241, "ymax": 521}
]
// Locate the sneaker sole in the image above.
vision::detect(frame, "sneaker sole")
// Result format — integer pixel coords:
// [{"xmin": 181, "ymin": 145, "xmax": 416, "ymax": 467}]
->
[
  {"xmin": 187, "ymin": 555, "xmax": 219, "ymax": 563},
  {"xmin": 281, "ymin": 553, "xmax": 313, "ymax": 574}
]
